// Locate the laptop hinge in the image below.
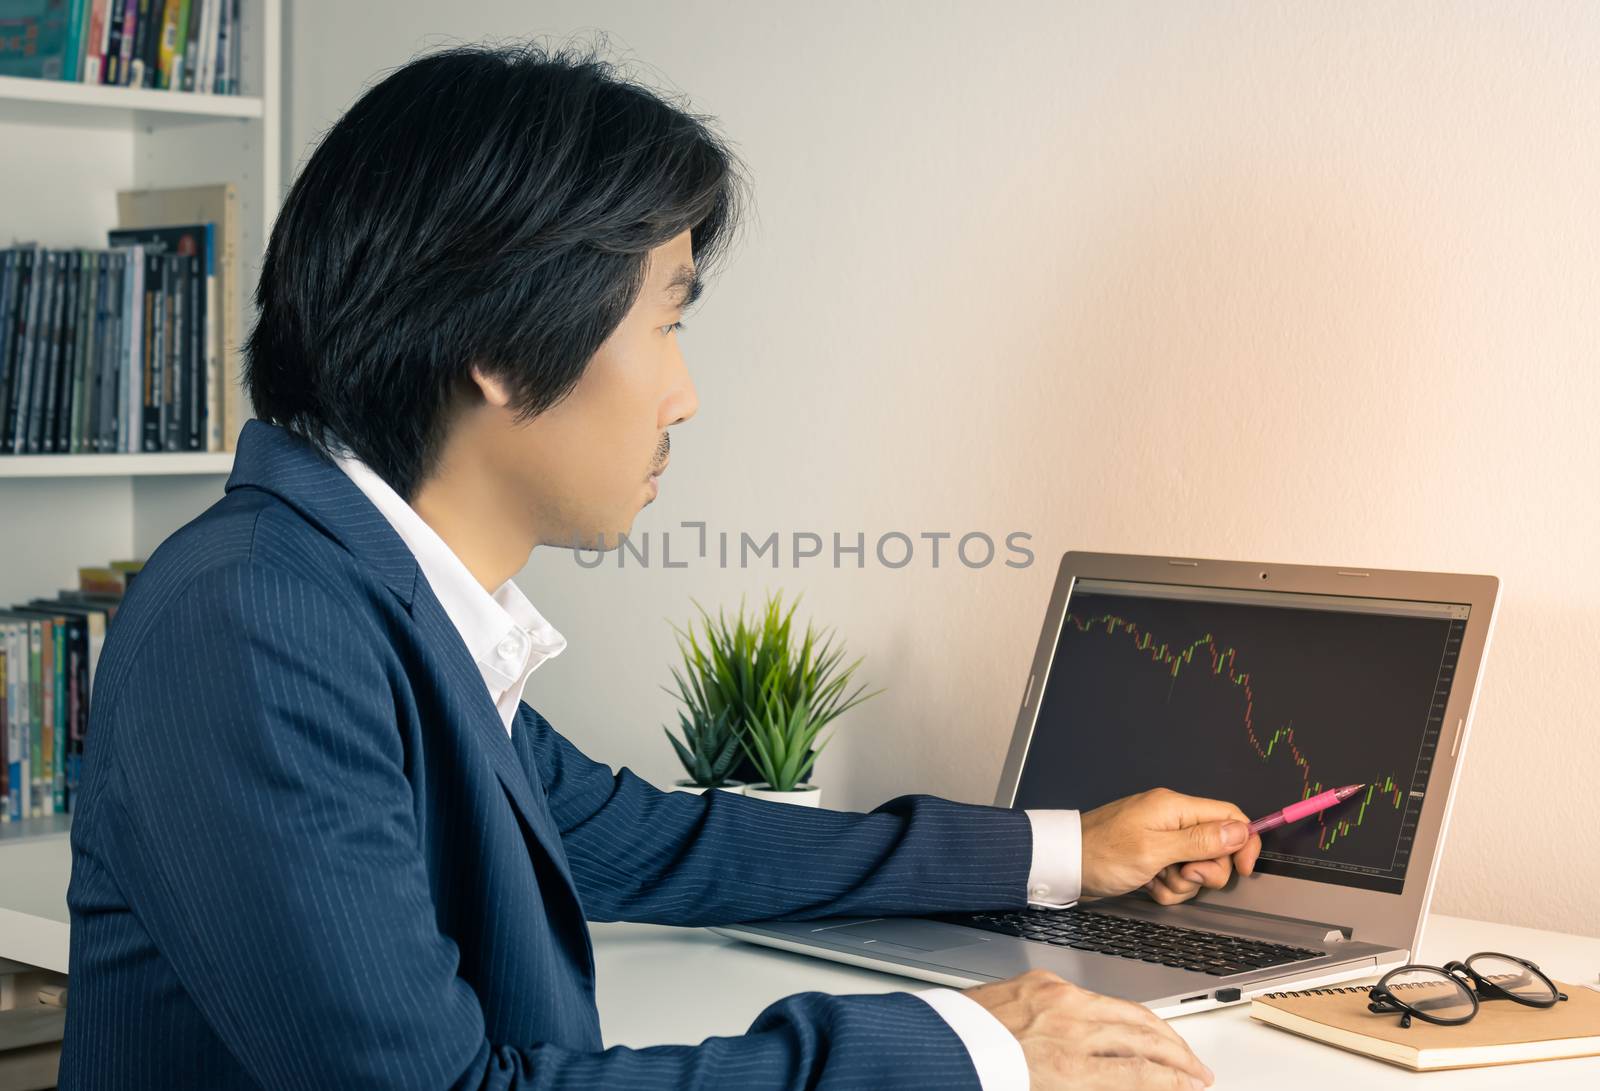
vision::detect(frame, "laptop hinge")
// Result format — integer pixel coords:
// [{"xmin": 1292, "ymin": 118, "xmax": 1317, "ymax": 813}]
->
[
  {"xmin": 1183, "ymin": 901, "xmax": 1355, "ymax": 943},
  {"xmin": 1100, "ymin": 896, "xmax": 1357, "ymax": 945}
]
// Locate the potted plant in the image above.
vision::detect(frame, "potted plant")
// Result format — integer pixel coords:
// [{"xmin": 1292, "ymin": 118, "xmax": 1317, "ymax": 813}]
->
[
  {"xmin": 667, "ymin": 592, "xmax": 879, "ymax": 807},
  {"xmin": 663, "ymin": 668, "xmax": 747, "ymax": 796}
]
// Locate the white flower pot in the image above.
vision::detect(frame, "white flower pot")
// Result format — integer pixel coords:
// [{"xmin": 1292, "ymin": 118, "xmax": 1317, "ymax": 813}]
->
[
  {"xmin": 744, "ymin": 782, "xmax": 822, "ymax": 807},
  {"xmin": 670, "ymin": 779, "xmax": 746, "ymax": 796}
]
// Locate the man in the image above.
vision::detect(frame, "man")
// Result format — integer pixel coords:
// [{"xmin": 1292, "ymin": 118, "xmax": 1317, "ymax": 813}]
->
[{"xmin": 61, "ymin": 42, "xmax": 1261, "ymax": 1090}]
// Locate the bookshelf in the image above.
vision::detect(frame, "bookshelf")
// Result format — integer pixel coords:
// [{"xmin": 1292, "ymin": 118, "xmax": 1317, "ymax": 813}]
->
[
  {"xmin": 0, "ymin": 0, "xmax": 280, "ymax": 618},
  {"xmin": 0, "ymin": 3, "xmax": 285, "ymax": 1053}
]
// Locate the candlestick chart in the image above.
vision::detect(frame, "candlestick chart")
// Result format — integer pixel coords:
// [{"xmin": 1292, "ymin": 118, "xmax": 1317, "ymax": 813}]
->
[{"xmin": 1013, "ymin": 587, "xmax": 1467, "ymax": 894}]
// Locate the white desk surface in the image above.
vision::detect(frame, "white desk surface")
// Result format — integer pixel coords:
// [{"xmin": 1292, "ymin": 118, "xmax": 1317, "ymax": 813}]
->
[
  {"xmin": 590, "ymin": 914, "xmax": 1600, "ymax": 1089},
  {"xmin": 6, "ymin": 828, "xmax": 1599, "ymax": 1086}
]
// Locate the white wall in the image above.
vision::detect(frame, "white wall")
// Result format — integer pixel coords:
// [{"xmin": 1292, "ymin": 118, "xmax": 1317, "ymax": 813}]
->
[{"xmin": 285, "ymin": 2, "xmax": 1600, "ymax": 937}]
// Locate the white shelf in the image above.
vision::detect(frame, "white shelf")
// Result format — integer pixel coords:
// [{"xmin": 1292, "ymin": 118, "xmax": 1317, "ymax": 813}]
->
[
  {"xmin": 0, "ymin": 814, "xmax": 71, "ymax": 845},
  {"xmin": 0, "ymin": 453, "xmax": 234, "ymax": 479},
  {"xmin": 0, "ymin": 73, "xmax": 262, "ymax": 121}
]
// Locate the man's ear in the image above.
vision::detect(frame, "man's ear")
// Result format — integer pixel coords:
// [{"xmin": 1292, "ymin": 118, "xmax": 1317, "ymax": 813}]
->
[{"xmin": 469, "ymin": 365, "xmax": 513, "ymax": 409}]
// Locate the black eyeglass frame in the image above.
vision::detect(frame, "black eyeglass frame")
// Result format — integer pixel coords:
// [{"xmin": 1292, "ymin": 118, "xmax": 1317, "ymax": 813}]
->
[{"xmin": 1367, "ymin": 951, "xmax": 1569, "ymax": 1029}]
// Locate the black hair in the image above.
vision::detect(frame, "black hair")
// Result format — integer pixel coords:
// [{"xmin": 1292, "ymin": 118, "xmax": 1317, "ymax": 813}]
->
[{"xmin": 244, "ymin": 38, "xmax": 749, "ymax": 499}]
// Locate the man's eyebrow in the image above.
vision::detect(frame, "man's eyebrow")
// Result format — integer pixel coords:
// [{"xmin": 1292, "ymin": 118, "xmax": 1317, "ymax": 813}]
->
[{"xmin": 662, "ymin": 263, "xmax": 703, "ymax": 309}]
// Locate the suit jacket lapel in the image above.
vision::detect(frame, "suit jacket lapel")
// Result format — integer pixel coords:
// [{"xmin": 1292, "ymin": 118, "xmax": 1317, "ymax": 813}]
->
[
  {"xmin": 226, "ymin": 421, "xmax": 588, "ymax": 926},
  {"xmin": 409, "ymin": 584, "xmax": 585, "ymax": 907}
]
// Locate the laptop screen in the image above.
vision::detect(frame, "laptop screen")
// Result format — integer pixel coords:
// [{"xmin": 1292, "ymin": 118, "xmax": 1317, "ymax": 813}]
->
[{"xmin": 1012, "ymin": 578, "xmax": 1470, "ymax": 896}]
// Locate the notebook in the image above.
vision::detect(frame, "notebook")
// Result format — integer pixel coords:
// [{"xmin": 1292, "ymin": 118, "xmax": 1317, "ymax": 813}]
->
[{"xmin": 1251, "ymin": 978, "xmax": 1600, "ymax": 1071}]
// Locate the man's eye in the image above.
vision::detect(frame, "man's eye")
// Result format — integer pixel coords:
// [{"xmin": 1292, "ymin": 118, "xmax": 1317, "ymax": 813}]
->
[{"xmin": 662, "ymin": 321, "xmax": 686, "ymax": 335}]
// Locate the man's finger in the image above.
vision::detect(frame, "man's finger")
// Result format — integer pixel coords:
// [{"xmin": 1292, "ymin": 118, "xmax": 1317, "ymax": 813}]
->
[
  {"xmin": 1148, "ymin": 868, "xmax": 1199, "ymax": 904},
  {"xmin": 1232, "ymin": 833, "xmax": 1263, "ymax": 877},
  {"xmin": 1080, "ymin": 1023, "xmax": 1213, "ymax": 1085},
  {"xmin": 1169, "ymin": 819, "xmax": 1248, "ymax": 864},
  {"xmin": 1178, "ymin": 857, "xmax": 1232, "ymax": 889}
]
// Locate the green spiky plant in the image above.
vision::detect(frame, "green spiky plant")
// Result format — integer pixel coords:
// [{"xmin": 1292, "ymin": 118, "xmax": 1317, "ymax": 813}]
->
[
  {"xmin": 665, "ymin": 591, "xmax": 881, "ymax": 793},
  {"xmin": 661, "ymin": 704, "xmax": 743, "ymax": 788}
]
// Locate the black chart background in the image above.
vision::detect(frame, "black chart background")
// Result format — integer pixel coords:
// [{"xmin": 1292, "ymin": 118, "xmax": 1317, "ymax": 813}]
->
[{"xmin": 1013, "ymin": 590, "xmax": 1460, "ymax": 894}]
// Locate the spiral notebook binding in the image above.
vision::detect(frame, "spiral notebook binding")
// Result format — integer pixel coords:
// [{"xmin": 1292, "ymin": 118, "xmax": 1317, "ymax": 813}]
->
[
  {"xmin": 1264, "ymin": 984, "xmax": 1372, "ymax": 998},
  {"xmin": 1264, "ymin": 978, "xmax": 1472, "ymax": 999}
]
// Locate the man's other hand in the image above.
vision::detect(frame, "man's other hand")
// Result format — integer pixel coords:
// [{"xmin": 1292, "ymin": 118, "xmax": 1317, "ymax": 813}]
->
[
  {"xmin": 964, "ymin": 969, "xmax": 1213, "ymax": 1090},
  {"xmin": 1079, "ymin": 788, "xmax": 1263, "ymax": 904}
]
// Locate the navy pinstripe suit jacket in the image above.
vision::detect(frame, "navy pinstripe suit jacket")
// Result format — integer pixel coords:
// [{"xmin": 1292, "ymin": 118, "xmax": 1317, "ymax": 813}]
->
[{"xmin": 59, "ymin": 420, "xmax": 1037, "ymax": 1089}]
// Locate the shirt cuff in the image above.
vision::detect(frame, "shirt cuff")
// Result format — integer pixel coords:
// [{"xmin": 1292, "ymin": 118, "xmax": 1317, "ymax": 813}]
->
[
  {"xmin": 1024, "ymin": 808, "xmax": 1082, "ymax": 907},
  {"xmin": 912, "ymin": 987, "xmax": 1029, "ymax": 1091}
]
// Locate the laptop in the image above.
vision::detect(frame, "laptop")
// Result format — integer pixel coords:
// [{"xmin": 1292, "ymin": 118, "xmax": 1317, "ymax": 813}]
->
[{"xmin": 711, "ymin": 551, "xmax": 1499, "ymax": 1017}]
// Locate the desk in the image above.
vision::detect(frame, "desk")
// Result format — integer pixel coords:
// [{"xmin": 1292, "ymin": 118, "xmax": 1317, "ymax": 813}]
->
[
  {"xmin": 5, "ymin": 821, "xmax": 1598, "ymax": 1087},
  {"xmin": 590, "ymin": 914, "xmax": 1600, "ymax": 1089}
]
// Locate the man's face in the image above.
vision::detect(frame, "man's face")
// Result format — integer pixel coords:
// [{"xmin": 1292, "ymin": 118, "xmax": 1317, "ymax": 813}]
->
[{"xmin": 470, "ymin": 229, "xmax": 700, "ymax": 550}]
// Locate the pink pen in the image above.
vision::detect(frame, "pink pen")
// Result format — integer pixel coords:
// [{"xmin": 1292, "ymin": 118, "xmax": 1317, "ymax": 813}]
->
[{"xmin": 1247, "ymin": 783, "xmax": 1366, "ymax": 835}]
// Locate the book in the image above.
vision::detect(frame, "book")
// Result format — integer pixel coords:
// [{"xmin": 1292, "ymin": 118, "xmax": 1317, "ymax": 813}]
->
[
  {"xmin": 0, "ymin": 642, "xmax": 7, "ymax": 821},
  {"xmin": 0, "ymin": 1, "xmax": 71, "ymax": 80},
  {"xmin": 0, "ymin": 618, "xmax": 27, "ymax": 822},
  {"xmin": 1251, "ymin": 976, "xmax": 1600, "ymax": 1071},
  {"xmin": 116, "ymin": 183, "xmax": 236, "ymax": 449}
]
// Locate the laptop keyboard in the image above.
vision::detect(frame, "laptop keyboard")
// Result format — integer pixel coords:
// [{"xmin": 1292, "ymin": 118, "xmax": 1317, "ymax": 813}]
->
[{"xmin": 933, "ymin": 906, "xmax": 1322, "ymax": 976}]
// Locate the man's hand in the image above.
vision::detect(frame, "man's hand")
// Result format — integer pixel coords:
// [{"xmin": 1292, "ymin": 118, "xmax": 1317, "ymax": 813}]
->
[
  {"xmin": 1079, "ymin": 788, "xmax": 1263, "ymax": 904},
  {"xmin": 964, "ymin": 969, "xmax": 1213, "ymax": 1090}
]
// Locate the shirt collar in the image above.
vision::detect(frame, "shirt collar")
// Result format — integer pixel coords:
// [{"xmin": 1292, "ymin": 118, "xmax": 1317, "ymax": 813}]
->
[{"xmin": 331, "ymin": 452, "xmax": 567, "ymax": 729}]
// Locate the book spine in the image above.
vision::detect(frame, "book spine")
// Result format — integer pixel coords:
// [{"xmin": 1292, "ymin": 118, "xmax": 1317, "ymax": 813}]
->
[
  {"xmin": 51, "ymin": 620, "xmax": 65, "ymax": 814},
  {"xmin": 40, "ymin": 251, "xmax": 64, "ymax": 453},
  {"xmin": 83, "ymin": 0, "xmax": 107, "ymax": 85},
  {"xmin": 208, "ymin": 0, "xmax": 224, "ymax": 93},
  {"xmin": 0, "ymin": 644, "xmax": 6, "ymax": 822},
  {"xmin": 46, "ymin": 251, "xmax": 76, "ymax": 454},
  {"xmin": 90, "ymin": 253, "xmax": 109, "ymax": 451},
  {"xmin": 56, "ymin": 251, "xmax": 82, "ymax": 453},
  {"xmin": 99, "ymin": 254, "xmax": 121, "ymax": 451},
  {"xmin": 70, "ymin": 621, "xmax": 89, "ymax": 811},
  {"xmin": 142, "ymin": 252, "xmax": 161, "ymax": 452},
  {"xmin": 194, "ymin": 0, "xmax": 213, "ymax": 93},
  {"xmin": 157, "ymin": 0, "xmax": 181, "ymax": 90},
  {"xmin": 180, "ymin": 0, "xmax": 199, "ymax": 92},
  {"xmin": 0, "ymin": 634, "xmax": 9, "ymax": 823},
  {"xmin": 60, "ymin": 0, "xmax": 84, "ymax": 81},
  {"xmin": 71, "ymin": 250, "xmax": 89, "ymax": 452},
  {"xmin": 117, "ymin": 0, "xmax": 139, "ymax": 85},
  {"xmin": 165, "ymin": 253, "xmax": 181, "ymax": 450},
  {"xmin": 212, "ymin": 0, "xmax": 229, "ymax": 95},
  {"xmin": 132, "ymin": 0, "xmax": 155, "ymax": 87},
  {"xmin": 124, "ymin": 247, "xmax": 143, "ymax": 452},
  {"xmin": 13, "ymin": 252, "xmax": 41, "ymax": 452},
  {"xmin": 8, "ymin": 251, "xmax": 37, "ymax": 453},
  {"xmin": 61, "ymin": 621, "xmax": 81, "ymax": 813},
  {"xmin": 73, "ymin": 250, "xmax": 95, "ymax": 452},
  {"xmin": 98, "ymin": 0, "xmax": 115, "ymax": 84},
  {"xmin": 1, "ymin": 628, "xmax": 13, "ymax": 822},
  {"xmin": 187, "ymin": 251, "xmax": 202, "ymax": 449},
  {"xmin": 203, "ymin": 226, "xmax": 219, "ymax": 451},
  {"xmin": 6, "ymin": 627, "xmax": 20, "ymax": 822},
  {"xmin": 26, "ymin": 251, "xmax": 60, "ymax": 455},
  {"xmin": 105, "ymin": 0, "xmax": 126, "ymax": 84},
  {"xmin": 33, "ymin": 617, "xmax": 48, "ymax": 812},
  {"xmin": 0, "ymin": 251, "xmax": 16, "ymax": 448},
  {"xmin": 174, "ymin": 252, "xmax": 189, "ymax": 450},
  {"xmin": 20, "ymin": 251, "xmax": 46, "ymax": 453}
]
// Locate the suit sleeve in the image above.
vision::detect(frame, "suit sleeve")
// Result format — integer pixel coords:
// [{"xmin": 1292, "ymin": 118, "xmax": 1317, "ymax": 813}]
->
[
  {"xmin": 517, "ymin": 705, "xmax": 1036, "ymax": 926},
  {"xmin": 96, "ymin": 564, "xmax": 988, "ymax": 1090}
]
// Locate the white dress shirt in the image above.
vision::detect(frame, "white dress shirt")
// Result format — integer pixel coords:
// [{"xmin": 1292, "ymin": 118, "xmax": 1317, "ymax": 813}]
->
[
  {"xmin": 333, "ymin": 452, "xmax": 567, "ymax": 732},
  {"xmin": 333, "ymin": 452, "xmax": 1082, "ymax": 1089}
]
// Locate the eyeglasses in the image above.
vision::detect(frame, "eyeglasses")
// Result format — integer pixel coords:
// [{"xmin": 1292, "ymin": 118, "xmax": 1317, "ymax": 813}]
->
[{"xmin": 1367, "ymin": 951, "xmax": 1569, "ymax": 1029}]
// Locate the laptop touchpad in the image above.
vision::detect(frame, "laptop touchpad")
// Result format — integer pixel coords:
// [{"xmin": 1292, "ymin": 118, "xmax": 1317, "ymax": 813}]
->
[{"xmin": 821, "ymin": 919, "xmax": 993, "ymax": 953}]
